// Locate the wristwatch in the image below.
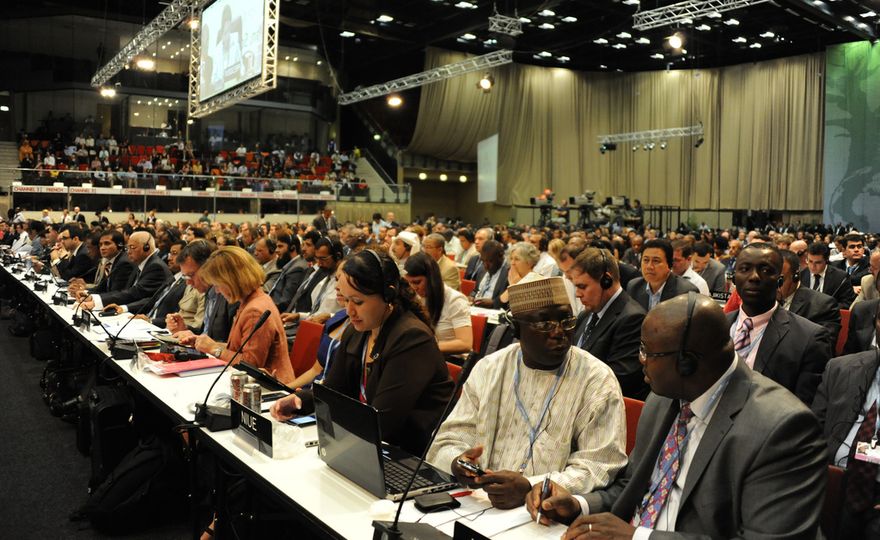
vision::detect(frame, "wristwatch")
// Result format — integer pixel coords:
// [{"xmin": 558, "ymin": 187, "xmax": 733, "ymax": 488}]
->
[{"xmin": 212, "ymin": 345, "xmax": 224, "ymax": 358}]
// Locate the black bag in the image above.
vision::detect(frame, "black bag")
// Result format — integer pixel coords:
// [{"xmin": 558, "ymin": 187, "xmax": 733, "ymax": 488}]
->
[
  {"xmin": 482, "ymin": 323, "xmax": 517, "ymax": 357},
  {"xmin": 76, "ymin": 435, "xmax": 186, "ymax": 534},
  {"xmin": 8, "ymin": 307, "xmax": 34, "ymax": 337},
  {"xmin": 30, "ymin": 328, "xmax": 56, "ymax": 361},
  {"xmin": 86, "ymin": 385, "xmax": 137, "ymax": 487}
]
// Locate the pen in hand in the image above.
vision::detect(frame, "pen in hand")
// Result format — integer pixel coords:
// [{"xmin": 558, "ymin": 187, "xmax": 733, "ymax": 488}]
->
[{"xmin": 535, "ymin": 473, "xmax": 551, "ymax": 524}]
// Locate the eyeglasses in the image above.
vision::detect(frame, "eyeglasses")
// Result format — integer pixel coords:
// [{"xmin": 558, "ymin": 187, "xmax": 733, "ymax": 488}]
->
[
  {"xmin": 517, "ymin": 316, "xmax": 578, "ymax": 333},
  {"xmin": 639, "ymin": 343, "xmax": 679, "ymax": 359},
  {"xmin": 315, "ymin": 254, "xmax": 333, "ymax": 261}
]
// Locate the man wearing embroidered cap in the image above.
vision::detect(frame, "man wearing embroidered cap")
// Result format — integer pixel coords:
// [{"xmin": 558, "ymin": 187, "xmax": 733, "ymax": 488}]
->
[
  {"xmin": 427, "ymin": 276, "xmax": 627, "ymax": 509},
  {"xmin": 391, "ymin": 230, "xmax": 420, "ymax": 271}
]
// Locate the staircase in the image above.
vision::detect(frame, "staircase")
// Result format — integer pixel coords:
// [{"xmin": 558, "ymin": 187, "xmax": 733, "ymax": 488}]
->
[
  {"xmin": 356, "ymin": 152, "xmax": 408, "ymax": 203},
  {"xmin": 0, "ymin": 141, "xmax": 18, "ymax": 216}
]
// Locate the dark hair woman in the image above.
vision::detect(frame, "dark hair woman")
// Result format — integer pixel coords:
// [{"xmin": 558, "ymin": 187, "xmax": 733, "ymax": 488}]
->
[{"xmin": 404, "ymin": 253, "xmax": 473, "ymax": 354}]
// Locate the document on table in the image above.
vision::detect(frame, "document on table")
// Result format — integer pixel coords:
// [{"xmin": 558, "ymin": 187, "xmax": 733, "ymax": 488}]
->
[{"xmin": 96, "ymin": 318, "xmax": 158, "ymax": 341}]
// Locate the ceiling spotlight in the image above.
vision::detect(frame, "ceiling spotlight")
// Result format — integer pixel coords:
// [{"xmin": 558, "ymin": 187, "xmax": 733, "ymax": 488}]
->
[
  {"xmin": 519, "ymin": 17, "xmax": 532, "ymax": 23},
  {"xmin": 861, "ymin": 11, "xmax": 877, "ymax": 18},
  {"xmin": 612, "ymin": 43, "xmax": 627, "ymax": 49},
  {"xmin": 732, "ymin": 37, "xmax": 747, "ymax": 43},
  {"xmin": 594, "ymin": 38, "xmax": 609, "ymax": 44},
  {"xmin": 439, "ymin": 173, "xmax": 448, "ymax": 181},
  {"xmin": 461, "ymin": 33, "xmax": 477, "ymax": 40},
  {"xmin": 376, "ymin": 14, "xmax": 394, "ymax": 23},
  {"xmin": 187, "ymin": 18, "xmax": 199, "ymax": 30},
  {"xmin": 599, "ymin": 142, "xmax": 617, "ymax": 154},
  {"xmin": 187, "ymin": 119, "xmax": 194, "ymax": 125},
  {"xmin": 558, "ymin": 56, "xmax": 570, "ymax": 62},
  {"xmin": 707, "ymin": 11, "xmax": 722, "ymax": 18},
  {"xmin": 418, "ymin": 172, "xmax": 427, "ymax": 180},
  {"xmin": 632, "ymin": 145, "xmax": 639, "ymax": 152},
  {"xmin": 459, "ymin": 175, "xmax": 468, "ymax": 183},
  {"xmin": 659, "ymin": 141, "xmax": 668, "ymax": 150},
  {"xmin": 651, "ymin": 53, "xmax": 664, "ymax": 59},
  {"xmin": 539, "ymin": 23, "xmax": 555, "ymax": 29},
  {"xmin": 694, "ymin": 137, "xmax": 704, "ymax": 148},
  {"xmin": 316, "ymin": 60, "xmax": 323, "ymax": 65},
  {"xmin": 724, "ymin": 18, "xmax": 740, "ymax": 26},
  {"xmin": 617, "ymin": 31, "xmax": 632, "ymax": 39},
  {"xmin": 454, "ymin": 1, "xmax": 477, "ymax": 9},
  {"xmin": 668, "ymin": 33, "xmax": 683, "ymax": 49},
  {"xmin": 99, "ymin": 87, "xmax": 116, "ymax": 98},
  {"xmin": 478, "ymin": 74, "xmax": 495, "ymax": 92},
  {"xmin": 135, "ymin": 58, "xmax": 155, "ymax": 70},
  {"xmin": 561, "ymin": 16, "xmax": 577, "ymax": 23},
  {"xmin": 387, "ymin": 94, "xmax": 403, "ymax": 107},
  {"xmin": 760, "ymin": 31, "xmax": 775, "ymax": 38},
  {"xmin": 647, "ymin": 142, "xmax": 655, "ymax": 150},
  {"xmin": 538, "ymin": 9, "xmax": 556, "ymax": 16},
  {"xmin": 696, "ymin": 24, "xmax": 711, "ymax": 31},
  {"xmin": 373, "ymin": 133, "xmax": 381, "ymax": 141},
  {"xmin": 622, "ymin": 0, "xmax": 640, "ymax": 4},
  {"xmin": 538, "ymin": 51, "xmax": 553, "ymax": 57},
  {"xmin": 285, "ymin": 55, "xmax": 290, "ymax": 60},
  {"xmin": 635, "ymin": 37, "xmax": 651, "ymax": 44},
  {"xmin": 749, "ymin": 42, "xmax": 762, "ymax": 48},
  {"xmin": 340, "ymin": 31, "xmax": 356, "ymax": 38}
]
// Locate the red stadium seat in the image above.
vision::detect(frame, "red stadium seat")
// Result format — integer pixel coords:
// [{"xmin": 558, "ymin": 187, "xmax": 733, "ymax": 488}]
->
[
  {"xmin": 460, "ymin": 279, "xmax": 476, "ymax": 297},
  {"xmin": 723, "ymin": 289, "xmax": 740, "ymax": 314},
  {"xmin": 289, "ymin": 320, "xmax": 324, "ymax": 377},
  {"xmin": 155, "ymin": 144, "xmax": 165, "ymax": 155},
  {"xmin": 623, "ymin": 397, "xmax": 644, "ymax": 456},
  {"xmin": 836, "ymin": 309, "xmax": 850, "ymax": 357},
  {"xmin": 470, "ymin": 314, "xmax": 487, "ymax": 354}
]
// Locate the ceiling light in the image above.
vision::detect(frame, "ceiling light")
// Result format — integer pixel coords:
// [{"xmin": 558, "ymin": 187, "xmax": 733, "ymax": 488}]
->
[
  {"xmin": 632, "ymin": 145, "xmax": 639, "ymax": 152},
  {"xmin": 376, "ymin": 14, "xmax": 394, "ymax": 23},
  {"xmin": 316, "ymin": 60, "xmax": 323, "ymax": 65},
  {"xmin": 724, "ymin": 18, "xmax": 739, "ymax": 26},
  {"xmin": 137, "ymin": 100, "xmax": 141, "ymax": 104},
  {"xmin": 599, "ymin": 64, "xmax": 608, "ymax": 69},
  {"xmin": 760, "ymin": 31, "xmax": 775, "ymax": 38},
  {"xmin": 373, "ymin": 133, "xmax": 381, "ymax": 141},
  {"xmin": 99, "ymin": 87, "xmax": 116, "ymax": 98},
  {"xmin": 538, "ymin": 51, "xmax": 552, "ymax": 57},
  {"xmin": 651, "ymin": 53, "xmax": 664, "ymax": 59},
  {"xmin": 561, "ymin": 16, "xmax": 577, "ymax": 23},
  {"xmin": 732, "ymin": 36, "xmax": 747, "ymax": 43},
  {"xmin": 858, "ymin": 22, "xmax": 870, "ymax": 29},
  {"xmin": 660, "ymin": 141, "xmax": 668, "ymax": 149},
  {"xmin": 478, "ymin": 74, "xmax": 494, "ymax": 91},
  {"xmin": 161, "ymin": 45, "xmax": 166, "ymax": 50},
  {"xmin": 152, "ymin": 52, "xmax": 156, "ymax": 57},
  {"xmin": 284, "ymin": 55, "xmax": 290, "ymax": 60},
  {"xmin": 696, "ymin": 24, "xmax": 711, "ymax": 31},
  {"xmin": 133, "ymin": 112, "xmax": 139, "ymax": 116},
  {"xmin": 386, "ymin": 94, "xmax": 403, "ymax": 107},
  {"xmin": 843, "ymin": 15, "xmax": 855, "ymax": 22},
  {"xmin": 340, "ymin": 31, "xmax": 355, "ymax": 38},
  {"xmin": 538, "ymin": 9, "xmax": 556, "ymax": 16},
  {"xmin": 668, "ymin": 34, "xmax": 683, "ymax": 49},
  {"xmin": 749, "ymin": 42, "xmax": 762, "ymax": 48},
  {"xmin": 187, "ymin": 119, "xmax": 194, "ymax": 125},
  {"xmin": 612, "ymin": 43, "xmax": 627, "ymax": 49},
  {"xmin": 439, "ymin": 174, "xmax": 448, "ymax": 181},
  {"xmin": 293, "ymin": 57, "xmax": 299, "ymax": 61},
  {"xmin": 861, "ymin": 11, "xmax": 876, "ymax": 18},
  {"xmin": 707, "ymin": 11, "xmax": 722, "ymax": 18},
  {"xmin": 558, "ymin": 56, "xmax": 570, "ymax": 62},
  {"xmin": 454, "ymin": 1, "xmax": 477, "ymax": 9},
  {"xmin": 617, "ymin": 31, "xmax": 632, "ymax": 38},
  {"xmin": 135, "ymin": 58, "xmax": 155, "ymax": 70},
  {"xmin": 461, "ymin": 33, "xmax": 477, "ymax": 40},
  {"xmin": 681, "ymin": 18, "xmax": 693, "ymax": 24},
  {"xmin": 459, "ymin": 175, "xmax": 467, "ymax": 183},
  {"xmin": 519, "ymin": 17, "xmax": 531, "ymax": 23},
  {"xmin": 418, "ymin": 172, "xmax": 427, "ymax": 180},
  {"xmin": 635, "ymin": 37, "xmax": 651, "ymax": 44},
  {"xmin": 188, "ymin": 18, "xmax": 199, "ymax": 30},
  {"xmin": 539, "ymin": 23, "xmax": 555, "ymax": 29},
  {"xmin": 593, "ymin": 38, "xmax": 609, "ymax": 44},
  {"xmin": 622, "ymin": 0, "xmax": 640, "ymax": 5}
]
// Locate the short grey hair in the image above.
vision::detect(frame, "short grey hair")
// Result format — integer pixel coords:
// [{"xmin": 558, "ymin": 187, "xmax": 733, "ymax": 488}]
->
[{"xmin": 509, "ymin": 241, "xmax": 540, "ymax": 267}]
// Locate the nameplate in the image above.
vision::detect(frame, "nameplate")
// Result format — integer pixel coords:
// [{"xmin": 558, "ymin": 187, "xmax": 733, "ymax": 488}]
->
[
  {"xmin": 231, "ymin": 400, "xmax": 274, "ymax": 458},
  {"xmin": 710, "ymin": 291, "xmax": 731, "ymax": 302}
]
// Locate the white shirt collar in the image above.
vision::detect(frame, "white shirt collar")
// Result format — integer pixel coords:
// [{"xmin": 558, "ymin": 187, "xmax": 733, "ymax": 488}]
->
[{"xmin": 595, "ymin": 287, "xmax": 623, "ymax": 320}]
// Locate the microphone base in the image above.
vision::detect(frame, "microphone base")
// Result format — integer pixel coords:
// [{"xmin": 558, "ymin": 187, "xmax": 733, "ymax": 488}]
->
[
  {"xmin": 371, "ymin": 521, "xmax": 451, "ymax": 540},
  {"xmin": 194, "ymin": 403, "xmax": 233, "ymax": 432},
  {"xmin": 110, "ymin": 341, "xmax": 137, "ymax": 360}
]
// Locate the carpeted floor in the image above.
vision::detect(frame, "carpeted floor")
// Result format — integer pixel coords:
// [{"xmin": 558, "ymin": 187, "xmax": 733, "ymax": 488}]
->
[{"xmin": 0, "ymin": 319, "xmax": 191, "ymax": 539}]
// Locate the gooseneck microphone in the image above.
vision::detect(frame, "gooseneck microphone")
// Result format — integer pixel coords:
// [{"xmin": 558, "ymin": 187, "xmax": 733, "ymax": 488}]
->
[
  {"xmin": 105, "ymin": 275, "xmax": 181, "ymax": 349},
  {"xmin": 194, "ymin": 309, "xmax": 271, "ymax": 431},
  {"xmin": 372, "ymin": 353, "xmax": 478, "ymax": 540}
]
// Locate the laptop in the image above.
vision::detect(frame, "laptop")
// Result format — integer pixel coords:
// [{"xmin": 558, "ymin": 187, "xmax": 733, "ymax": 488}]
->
[{"xmin": 313, "ymin": 383, "xmax": 458, "ymax": 501}]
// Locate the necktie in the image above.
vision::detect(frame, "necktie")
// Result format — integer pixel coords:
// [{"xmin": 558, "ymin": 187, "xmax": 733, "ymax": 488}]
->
[
  {"xmin": 578, "ymin": 315, "xmax": 599, "ymax": 349},
  {"xmin": 201, "ymin": 290, "xmax": 216, "ymax": 336},
  {"xmin": 734, "ymin": 318, "xmax": 753, "ymax": 352},
  {"xmin": 848, "ymin": 265, "xmax": 856, "ymax": 276},
  {"xmin": 846, "ymin": 400, "xmax": 878, "ymax": 513},
  {"xmin": 148, "ymin": 280, "xmax": 174, "ymax": 319},
  {"xmin": 104, "ymin": 260, "xmax": 112, "ymax": 279},
  {"xmin": 812, "ymin": 274, "xmax": 821, "ymax": 291},
  {"xmin": 633, "ymin": 403, "xmax": 695, "ymax": 527},
  {"xmin": 131, "ymin": 267, "xmax": 141, "ymax": 287}
]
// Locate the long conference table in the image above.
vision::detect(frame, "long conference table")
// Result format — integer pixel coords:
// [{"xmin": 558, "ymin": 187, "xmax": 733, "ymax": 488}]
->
[{"xmin": 1, "ymin": 257, "xmax": 564, "ymax": 540}]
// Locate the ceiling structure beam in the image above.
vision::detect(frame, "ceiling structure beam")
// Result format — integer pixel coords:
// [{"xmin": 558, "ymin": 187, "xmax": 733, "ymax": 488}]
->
[
  {"xmin": 633, "ymin": 0, "xmax": 772, "ymax": 31},
  {"xmin": 779, "ymin": 0, "xmax": 877, "ymax": 40}
]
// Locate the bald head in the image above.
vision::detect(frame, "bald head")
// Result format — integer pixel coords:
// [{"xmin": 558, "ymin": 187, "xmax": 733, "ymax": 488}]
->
[{"xmin": 126, "ymin": 231, "xmax": 156, "ymax": 265}]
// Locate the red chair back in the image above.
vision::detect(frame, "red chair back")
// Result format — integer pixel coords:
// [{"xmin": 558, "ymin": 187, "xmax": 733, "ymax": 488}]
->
[
  {"xmin": 836, "ymin": 309, "xmax": 851, "ymax": 357},
  {"xmin": 822, "ymin": 465, "xmax": 845, "ymax": 539},
  {"xmin": 470, "ymin": 314, "xmax": 487, "ymax": 354},
  {"xmin": 723, "ymin": 288, "xmax": 741, "ymax": 314},
  {"xmin": 461, "ymin": 279, "xmax": 476, "ymax": 297},
  {"xmin": 446, "ymin": 362, "xmax": 463, "ymax": 398},
  {"xmin": 289, "ymin": 320, "xmax": 324, "ymax": 377},
  {"xmin": 623, "ymin": 397, "xmax": 645, "ymax": 456}
]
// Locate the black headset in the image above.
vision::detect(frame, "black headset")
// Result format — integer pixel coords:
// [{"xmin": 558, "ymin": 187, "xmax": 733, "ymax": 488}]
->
[
  {"xmin": 365, "ymin": 249, "xmax": 396, "ymax": 303},
  {"xmin": 677, "ymin": 291, "xmax": 700, "ymax": 377},
  {"xmin": 598, "ymin": 249, "xmax": 613, "ymax": 290}
]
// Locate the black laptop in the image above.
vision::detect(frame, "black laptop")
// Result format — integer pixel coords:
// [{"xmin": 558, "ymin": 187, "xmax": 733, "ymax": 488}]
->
[{"xmin": 313, "ymin": 383, "xmax": 458, "ymax": 501}]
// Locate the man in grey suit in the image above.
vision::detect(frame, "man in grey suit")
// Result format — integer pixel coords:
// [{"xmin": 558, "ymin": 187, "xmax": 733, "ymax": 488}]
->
[
  {"xmin": 691, "ymin": 241, "xmax": 727, "ymax": 293},
  {"xmin": 463, "ymin": 227, "xmax": 493, "ymax": 283},
  {"xmin": 471, "ymin": 240, "xmax": 509, "ymax": 309},
  {"xmin": 268, "ymin": 233, "xmax": 309, "ymax": 312},
  {"xmin": 777, "ymin": 249, "xmax": 842, "ymax": 341},
  {"xmin": 626, "ymin": 238, "xmax": 699, "ymax": 312},
  {"xmin": 851, "ymin": 249, "xmax": 880, "ymax": 308},
  {"xmin": 813, "ymin": 346, "xmax": 880, "ymax": 538},
  {"xmin": 526, "ymin": 294, "xmax": 826, "ymax": 539}
]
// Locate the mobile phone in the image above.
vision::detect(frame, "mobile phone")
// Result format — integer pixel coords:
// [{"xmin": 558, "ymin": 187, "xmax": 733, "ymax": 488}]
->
[
  {"xmin": 98, "ymin": 310, "xmax": 116, "ymax": 317},
  {"xmin": 455, "ymin": 458, "xmax": 486, "ymax": 476},
  {"xmin": 288, "ymin": 415, "xmax": 316, "ymax": 427}
]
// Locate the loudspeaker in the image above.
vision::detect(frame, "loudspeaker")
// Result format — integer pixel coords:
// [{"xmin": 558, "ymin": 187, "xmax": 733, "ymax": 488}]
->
[{"xmin": 677, "ymin": 291, "xmax": 700, "ymax": 377}]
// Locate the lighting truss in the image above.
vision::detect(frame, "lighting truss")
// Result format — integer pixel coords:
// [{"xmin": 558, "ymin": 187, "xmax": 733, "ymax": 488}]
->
[
  {"xmin": 188, "ymin": 0, "xmax": 279, "ymax": 118},
  {"xmin": 91, "ymin": 0, "xmax": 194, "ymax": 87},
  {"xmin": 488, "ymin": 12, "xmax": 523, "ymax": 36},
  {"xmin": 597, "ymin": 124, "xmax": 703, "ymax": 144},
  {"xmin": 632, "ymin": 0, "xmax": 770, "ymax": 30},
  {"xmin": 337, "ymin": 50, "xmax": 513, "ymax": 105}
]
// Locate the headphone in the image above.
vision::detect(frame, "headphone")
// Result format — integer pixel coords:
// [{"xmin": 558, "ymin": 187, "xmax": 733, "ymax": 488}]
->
[
  {"xmin": 598, "ymin": 249, "xmax": 613, "ymax": 290},
  {"xmin": 365, "ymin": 249, "xmax": 396, "ymax": 303},
  {"xmin": 677, "ymin": 291, "xmax": 701, "ymax": 377},
  {"xmin": 143, "ymin": 242, "xmax": 149, "ymax": 252},
  {"xmin": 500, "ymin": 309, "xmax": 520, "ymax": 339}
]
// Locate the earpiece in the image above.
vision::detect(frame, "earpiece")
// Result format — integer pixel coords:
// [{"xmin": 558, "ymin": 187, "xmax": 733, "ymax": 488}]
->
[
  {"xmin": 676, "ymin": 291, "xmax": 700, "ymax": 377},
  {"xmin": 143, "ymin": 243, "xmax": 149, "ymax": 252},
  {"xmin": 598, "ymin": 249, "xmax": 613, "ymax": 290},
  {"xmin": 777, "ymin": 275, "xmax": 785, "ymax": 289},
  {"xmin": 365, "ymin": 250, "xmax": 396, "ymax": 303}
]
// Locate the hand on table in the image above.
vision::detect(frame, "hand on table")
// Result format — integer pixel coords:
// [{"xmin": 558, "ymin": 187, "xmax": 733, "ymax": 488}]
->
[
  {"xmin": 563, "ymin": 513, "xmax": 636, "ymax": 540},
  {"xmin": 476, "ymin": 469, "xmax": 532, "ymax": 509},
  {"xmin": 193, "ymin": 334, "xmax": 218, "ymax": 354},
  {"xmin": 270, "ymin": 393, "xmax": 303, "ymax": 421},
  {"xmin": 173, "ymin": 330, "xmax": 197, "ymax": 346},
  {"xmin": 165, "ymin": 312, "xmax": 186, "ymax": 333}
]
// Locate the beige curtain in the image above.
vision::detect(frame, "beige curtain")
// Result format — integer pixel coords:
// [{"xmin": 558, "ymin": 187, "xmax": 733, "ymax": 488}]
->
[{"xmin": 407, "ymin": 48, "xmax": 824, "ymax": 211}]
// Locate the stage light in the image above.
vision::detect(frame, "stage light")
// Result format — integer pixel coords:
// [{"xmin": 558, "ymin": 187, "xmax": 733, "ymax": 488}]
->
[
  {"xmin": 377, "ymin": 14, "xmax": 394, "ymax": 23},
  {"xmin": 478, "ymin": 74, "xmax": 494, "ymax": 92},
  {"xmin": 599, "ymin": 142, "xmax": 617, "ymax": 154},
  {"xmin": 187, "ymin": 119, "xmax": 194, "ymax": 125},
  {"xmin": 459, "ymin": 175, "xmax": 467, "ymax": 183},
  {"xmin": 439, "ymin": 174, "xmax": 448, "ymax": 181},
  {"xmin": 373, "ymin": 133, "xmax": 381, "ymax": 141},
  {"xmin": 632, "ymin": 145, "xmax": 639, "ymax": 152},
  {"xmin": 135, "ymin": 58, "xmax": 155, "ymax": 70},
  {"xmin": 694, "ymin": 136, "xmax": 704, "ymax": 148},
  {"xmin": 668, "ymin": 33, "xmax": 683, "ymax": 49},
  {"xmin": 386, "ymin": 94, "xmax": 403, "ymax": 107},
  {"xmin": 188, "ymin": 18, "xmax": 199, "ymax": 30},
  {"xmin": 418, "ymin": 172, "xmax": 427, "ymax": 180}
]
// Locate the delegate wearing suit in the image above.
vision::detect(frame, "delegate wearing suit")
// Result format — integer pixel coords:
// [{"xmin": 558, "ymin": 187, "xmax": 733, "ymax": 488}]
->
[
  {"xmin": 833, "ymin": 257, "xmax": 872, "ymax": 287},
  {"xmin": 88, "ymin": 252, "xmax": 136, "ymax": 295},
  {"xmin": 627, "ymin": 273, "xmax": 699, "ymax": 312},
  {"xmin": 626, "ymin": 238, "xmax": 699, "ymax": 313},
  {"xmin": 56, "ymin": 233, "xmax": 95, "ymax": 281},
  {"xmin": 778, "ymin": 249, "xmax": 841, "ymax": 341},
  {"xmin": 803, "ymin": 243, "xmax": 857, "ymax": 308},
  {"xmin": 844, "ymin": 298, "xmax": 878, "ymax": 355},
  {"xmin": 83, "ymin": 232, "xmax": 172, "ymax": 311},
  {"xmin": 527, "ymin": 294, "xmax": 826, "ymax": 540},
  {"xmin": 127, "ymin": 275, "xmax": 187, "ymax": 323},
  {"xmin": 698, "ymin": 257, "xmax": 727, "ymax": 293},
  {"xmin": 812, "ymin": 349, "xmax": 880, "ymax": 539},
  {"xmin": 269, "ymin": 254, "xmax": 309, "ymax": 312}
]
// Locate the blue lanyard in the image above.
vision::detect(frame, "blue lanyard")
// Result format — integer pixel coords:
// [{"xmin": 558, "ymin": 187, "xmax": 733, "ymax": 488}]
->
[{"xmin": 513, "ymin": 349, "xmax": 568, "ymax": 473}]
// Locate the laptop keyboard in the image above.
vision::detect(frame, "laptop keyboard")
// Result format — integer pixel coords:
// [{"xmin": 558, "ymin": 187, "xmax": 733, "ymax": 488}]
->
[{"xmin": 383, "ymin": 460, "xmax": 434, "ymax": 493}]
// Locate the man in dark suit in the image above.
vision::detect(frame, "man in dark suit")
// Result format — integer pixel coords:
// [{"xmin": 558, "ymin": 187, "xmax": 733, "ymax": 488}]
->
[
  {"xmin": 471, "ymin": 240, "xmax": 509, "ymax": 309},
  {"xmin": 463, "ymin": 227, "xmax": 493, "ymax": 283},
  {"xmin": 53, "ymin": 224, "xmax": 95, "ymax": 281},
  {"xmin": 71, "ymin": 206, "xmax": 86, "ymax": 224},
  {"xmin": 832, "ymin": 232, "xmax": 871, "ymax": 287},
  {"xmin": 729, "ymin": 243, "xmax": 832, "ymax": 404},
  {"xmin": 844, "ymin": 298, "xmax": 879, "ymax": 355},
  {"xmin": 70, "ymin": 230, "xmax": 134, "ymax": 295},
  {"xmin": 621, "ymin": 235, "xmax": 643, "ymax": 267},
  {"xmin": 812, "ymin": 346, "xmax": 880, "ymax": 538},
  {"xmin": 802, "ymin": 241, "xmax": 857, "ymax": 308},
  {"xmin": 80, "ymin": 231, "xmax": 171, "ymax": 310},
  {"xmin": 570, "ymin": 247, "xmax": 648, "ymax": 399},
  {"xmin": 311, "ymin": 206, "xmax": 338, "ymax": 234},
  {"xmin": 692, "ymin": 241, "xmax": 727, "ymax": 293},
  {"xmin": 777, "ymin": 249, "xmax": 842, "ymax": 341},
  {"xmin": 167, "ymin": 240, "xmax": 237, "ymax": 342},
  {"xmin": 527, "ymin": 294, "xmax": 826, "ymax": 539},
  {"xmin": 626, "ymin": 238, "xmax": 698, "ymax": 312},
  {"xmin": 268, "ymin": 233, "xmax": 309, "ymax": 312}
]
